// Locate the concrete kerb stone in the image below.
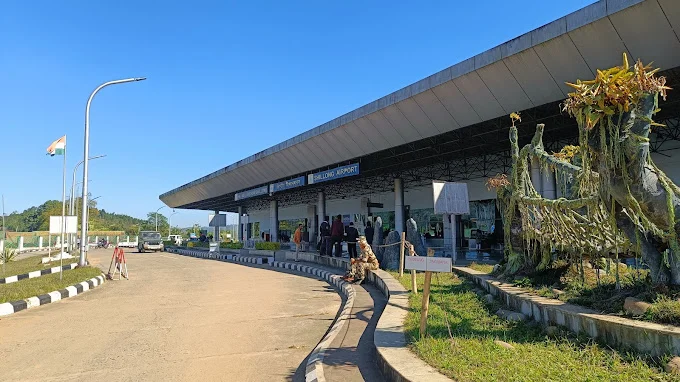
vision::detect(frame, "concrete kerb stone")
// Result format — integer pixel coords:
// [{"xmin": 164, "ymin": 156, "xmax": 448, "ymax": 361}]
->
[
  {"xmin": 453, "ymin": 266, "xmax": 680, "ymax": 357},
  {"xmin": 171, "ymin": 248, "xmax": 355, "ymax": 382},
  {"xmin": 0, "ymin": 274, "xmax": 105, "ymax": 317},
  {"xmin": 0, "ymin": 263, "xmax": 78, "ymax": 285}
]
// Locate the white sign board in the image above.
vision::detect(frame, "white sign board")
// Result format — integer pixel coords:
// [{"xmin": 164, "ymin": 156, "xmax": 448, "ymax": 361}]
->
[
  {"xmin": 426, "ymin": 257, "xmax": 453, "ymax": 272},
  {"xmin": 49, "ymin": 216, "xmax": 78, "ymax": 234},
  {"xmin": 404, "ymin": 256, "xmax": 427, "ymax": 271},
  {"xmin": 404, "ymin": 256, "xmax": 452, "ymax": 273},
  {"xmin": 432, "ymin": 181, "xmax": 470, "ymax": 215},
  {"xmin": 208, "ymin": 213, "xmax": 227, "ymax": 227}
]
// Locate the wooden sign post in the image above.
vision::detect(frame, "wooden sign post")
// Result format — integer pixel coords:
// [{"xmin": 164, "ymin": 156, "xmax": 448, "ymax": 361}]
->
[
  {"xmin": 411, "ymin": 268, "xmax": 418, "ymax": 296},
  {"xmin": 405, "ymin": 248, "xmax": 453, "ymax": 338},
  {"xmin": 399, "ymin": 231, "xmax": 406, "ymax": 277}
]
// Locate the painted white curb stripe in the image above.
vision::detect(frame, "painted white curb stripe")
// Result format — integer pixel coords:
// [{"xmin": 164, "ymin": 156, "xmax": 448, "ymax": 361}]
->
[
  {"xmin": 0, "ymin": 263, "xmax": 78, "ymax": 285},
  {"xmin": 0, "ymin": 274, "xmax": 106, "ymax": 317}
]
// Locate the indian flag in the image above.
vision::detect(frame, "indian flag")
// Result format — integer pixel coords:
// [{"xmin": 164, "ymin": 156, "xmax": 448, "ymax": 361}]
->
[{"xmin": 46, "ymin": 136, "xmax": 66, "ymax": 156}]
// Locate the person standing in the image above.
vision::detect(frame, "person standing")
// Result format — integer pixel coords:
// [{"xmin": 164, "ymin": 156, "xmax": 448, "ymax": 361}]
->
[
  {"xmin": 293, "ymin": 223, "xmax": 303, "ymax": 262},
  {"xmin": 345, "ymin": 222, "xmax": 359, "ymax": 259},
  {"xmin": 319, "ymin": 220, "xmax": 331, "ymax": 256},
  {"xmin": 330, "ymin": 215, "xmax": 344, "ymax": 257},
  {"xmin": 364, "ymin": 221, "xmax": 374, "ymax": 250}
]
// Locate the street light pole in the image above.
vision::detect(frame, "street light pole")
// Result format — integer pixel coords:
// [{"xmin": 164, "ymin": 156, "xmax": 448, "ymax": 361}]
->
[
  {"xmin": 169, "ymin": 211, "xmax": 178, "ymax": 238},
  {"xmin": 155, "ymin": 206, "xmax": 166, "ymax": 232},
  {"xmin": 70, "ymin": 155, "xmax": 105, "ymax": 218},
  {"xmin": 79, "ymin": 77, "xmax": 146, "ymax": 267}
]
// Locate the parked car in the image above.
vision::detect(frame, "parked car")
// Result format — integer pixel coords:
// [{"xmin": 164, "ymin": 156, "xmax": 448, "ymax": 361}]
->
[{"xmin": 138, "ymin": 231, "xmax": 164, "ymax": 253}]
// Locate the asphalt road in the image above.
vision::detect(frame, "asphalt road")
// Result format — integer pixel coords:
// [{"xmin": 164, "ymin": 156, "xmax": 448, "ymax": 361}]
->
[{"xmin": 0, "ymin": 248, "xmax": 341, "ymax": 382}]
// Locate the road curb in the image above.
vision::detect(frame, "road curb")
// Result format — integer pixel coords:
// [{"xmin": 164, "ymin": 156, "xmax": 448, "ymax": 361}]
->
[
  {"xmin": 0, "ymin": 263, "xmax": 78, "ymax": 285},
  {"xmin": 170, "ymin": 248, "xmax": 354, "ymax": 382},
  {"xmin": 0, "ymin": 274, "xmax": 105, "ymax": 317}
]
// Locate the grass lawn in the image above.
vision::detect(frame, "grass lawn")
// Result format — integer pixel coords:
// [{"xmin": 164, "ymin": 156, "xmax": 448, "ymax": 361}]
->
[
  {"xmin": 0, "ymin": 255, "xmax": 78, "ymax": 278},
  {"xmin": 467, "ymin": 262, "xmax": 495, "ymax": 273},
  {"xmin": 0, "ymin": 267, "xmax": 102, "ymax": 304},
  {"xmin": 390, "ymin": 271, "xmax": 674, "ymax": 382}
]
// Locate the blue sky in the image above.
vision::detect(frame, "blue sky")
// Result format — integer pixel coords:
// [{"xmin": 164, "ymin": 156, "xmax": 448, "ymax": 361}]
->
[{"xmin": 0, "ymin": 0, "xmax": 595, "ymax": 228}]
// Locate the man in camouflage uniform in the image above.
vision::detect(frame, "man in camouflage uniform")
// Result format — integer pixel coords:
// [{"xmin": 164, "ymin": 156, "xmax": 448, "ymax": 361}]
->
[{"xmin": 344, "ymin": 236, "xmax": 379, "ymax": 283}]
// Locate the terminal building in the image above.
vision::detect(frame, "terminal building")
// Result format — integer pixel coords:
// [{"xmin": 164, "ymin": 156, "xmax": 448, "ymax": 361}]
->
[{"xmin": 160, "ymin": 0, "xmax": 680, "ymax": 254}]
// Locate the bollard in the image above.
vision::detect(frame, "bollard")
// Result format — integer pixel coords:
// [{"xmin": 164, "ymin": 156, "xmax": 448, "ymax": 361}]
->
[
  {"xmin": 39, "ymin": 237, "xmax": 44, "ymax": 249},
  {"xmin": 0, "ymin": 239, "xmax": 3, "ymax": 253},
  {"xmin": 18, "ymin": 236, "xmax": 24, "ymax": 252}
]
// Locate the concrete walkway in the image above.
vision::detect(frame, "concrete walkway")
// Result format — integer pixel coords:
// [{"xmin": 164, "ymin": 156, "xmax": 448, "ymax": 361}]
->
[
  {"xmin": 323, "ymin": 282, "xmax": 386, "ymax": 382},
  {"xmin": 0, "ymin": 248, "xmax": 341, "ymax": 382}
]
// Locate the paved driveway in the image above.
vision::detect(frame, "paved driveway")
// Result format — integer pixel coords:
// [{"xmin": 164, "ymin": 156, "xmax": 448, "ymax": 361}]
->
[{"xmin": 0, "ymin": 248, "xmax": 341, "ymax": 382}]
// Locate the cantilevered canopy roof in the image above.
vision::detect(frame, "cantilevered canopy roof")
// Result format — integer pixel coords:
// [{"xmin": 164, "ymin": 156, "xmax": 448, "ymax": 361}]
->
[{"xmin": 161, "ymin": 0, "xmax": 680, "ymax": 209}]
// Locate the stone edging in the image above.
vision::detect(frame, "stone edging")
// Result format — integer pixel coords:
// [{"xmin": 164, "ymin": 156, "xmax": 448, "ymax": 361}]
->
[
  {"xmin": 170, "ymin": 248, "xmax": 354, "ymax": 382},
  {"xmin": 0, "ymin": 274, "xmax": 105, "ymax": 317},
  {"xmin": 0, "ymin": 263, "xmax": 78, "ymax": 285},
  {"xmin": 453, "ymin": 266, "xmax": 680, "ymax": 357}
]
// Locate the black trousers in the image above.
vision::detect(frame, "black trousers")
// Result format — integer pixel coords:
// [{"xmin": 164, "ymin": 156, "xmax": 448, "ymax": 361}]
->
[
  {"xmin": 347, "ymin": 243, "xmax": 357, "ymax": 259},
  {"xmin": 331, "ymin": 236, "xmax": 343, "ymax": 257}
]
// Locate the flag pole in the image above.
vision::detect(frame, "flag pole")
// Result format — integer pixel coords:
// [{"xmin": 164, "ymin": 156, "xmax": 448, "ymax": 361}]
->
[{"xmin": 60, "ymin": 136, "xmax": 67, "ymax": 280}]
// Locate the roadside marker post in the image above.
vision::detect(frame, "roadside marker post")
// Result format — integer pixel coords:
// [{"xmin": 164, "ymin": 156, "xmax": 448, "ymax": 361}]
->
[{"xmin": 405, "ymin": 248, "xmax": 452, "ymax": 338}]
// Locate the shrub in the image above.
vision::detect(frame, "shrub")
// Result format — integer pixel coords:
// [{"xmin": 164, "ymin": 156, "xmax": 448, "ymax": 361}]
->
[
  {"xmin": 0, "ymin": 247, "xmax": 17, "ymax": 264},
  {"xmin": 646, "ymin": 295, "xmax": 680, "ymax": 325},
  {"xmin": 220, "ymin": 242, "xmax": 243, "ymax": 249},
  {"xmin": 255, "ymin": 242, "xmax": 281, "ymax": 251},
  {"xmin": 187, "ymin": 242, "xmax": 195, "ymax": 248},
  {"xmin": 162, "ymin": 240, "xmax": 174, "ymax": 248}
]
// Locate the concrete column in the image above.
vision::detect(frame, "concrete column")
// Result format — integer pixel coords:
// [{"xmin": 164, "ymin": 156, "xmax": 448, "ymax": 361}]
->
[
  {"xmin": 214, "ymin": 210, "xmax": 220, "ymax": 242},
  {"xmin": 317, "ymin": 191, "xmax": 326, "ymax": 229},
  {"xmin": 39, "ymin": 237, "xmax": 44, "ymax": 249},
  {"xmin": 530, "ymin": 157, "xmax": 542, "ymax": 195},
  {"xmin": 243, "ymin": 214, "xmax": 250, "ymax": 240},
  {"xmin": 394, "ymin": 178, "xmax": 405, "ymax": 233},
  {"xmin": 307, "ymin": 204, "xmax": 317, "ymax": 243},
  {"xmin": 126, "ymin": 235, "xmax": 130, "ymax": 243},
  {"xmin": 270, "ymin": 200, "xmax": 279, "ymax": 242},
  {"xmin": 18, "ymin": 236, "xmax": 24, "ymax": 252},
  {"xmin": 237, "ymin": 206, "xmax": 243, "ymax": 242},
  {"xmin": 542, "ymin": 169, "xmax": 557, "ymax": 200}
]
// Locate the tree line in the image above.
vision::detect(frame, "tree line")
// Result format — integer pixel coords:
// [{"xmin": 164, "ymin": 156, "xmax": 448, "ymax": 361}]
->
[{"xmin": 1, "ymin": 198, "xmax": 185, "ymax": 236}]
